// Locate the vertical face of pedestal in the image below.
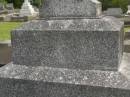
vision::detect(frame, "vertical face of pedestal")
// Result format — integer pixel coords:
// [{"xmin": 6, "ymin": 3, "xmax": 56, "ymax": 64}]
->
[
  {"xmin": 11, "ymin": 0, "xmax": 124, "ymax": 71},
  {"xmin": 11, "ymin": 17, "xmax": 124, "ymax": 71},
  {"xmin": 40, "ymin": 0, "xmax": 102, "ymax": 18}
]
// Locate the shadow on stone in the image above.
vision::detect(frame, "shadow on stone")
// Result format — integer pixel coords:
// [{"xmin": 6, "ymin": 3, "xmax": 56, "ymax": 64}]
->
[{"xmin": 0, "ymin": 41, "xmax": 11, "ymax": 65}]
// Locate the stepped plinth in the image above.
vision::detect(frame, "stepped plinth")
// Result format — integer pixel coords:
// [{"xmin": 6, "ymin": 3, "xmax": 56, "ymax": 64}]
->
[{"xmin": 0, "ymin": 0, "xmax": 130, "ymax": 97}]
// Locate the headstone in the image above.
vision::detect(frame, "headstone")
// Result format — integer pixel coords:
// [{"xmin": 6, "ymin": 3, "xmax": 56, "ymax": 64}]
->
[
  {"xmin": 104, "ymin": 8, "xmax": 123, "ymax": 17},
  {"xmin": 20, "ymin": 0, "xmax": 38, "ymax": 17},
  {"xmin": 0, "ymin": 3, "xmax": 4, "ymax": 11},
  {"xmin": 6, "ymin": 3, "xmax": 14, "ymax": 13},
  {"xmin": 0, "ymin": 0, "xmax": 130, "ymax": 97},
  {"xmin": 127, "ymin": 5, "xmax": 130, "ymax": 15},
  {"xmin": 0, "ymin": 3, "xmax": 7, "ymax": 14}
]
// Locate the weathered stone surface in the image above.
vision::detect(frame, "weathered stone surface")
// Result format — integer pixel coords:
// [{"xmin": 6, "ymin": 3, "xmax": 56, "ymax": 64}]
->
[
  {"xmin": 0, "ymin": 52, "xmax": 130, "ymax": 97},
  {"xmin": 0, "ymin": 77, "xmax": 130, "ymax": 97},
  {"xmin": 1, "ymin": 53, "xmax": 130, "ymax": 88},
  {"xmin": 0, "ymin": 0, "xmax": 128, "ymax": 96},
  {"xmin": 40, "ymin": 0, "xmax": 102, "ymax": 18},
  {"xmin": 11, "ymin": 16, "xmax": 124, "ymax": 71}
]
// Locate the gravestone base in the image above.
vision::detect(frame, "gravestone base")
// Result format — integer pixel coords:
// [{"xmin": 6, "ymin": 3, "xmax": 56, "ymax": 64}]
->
[
  {"xmin": 11, "ymin": 17, "xmax": 124, "ymax": 71},
  {"xmin": 0, "ymin": 53, "xmax": 130, "ymax": 97},
  {"xmin": 0, "ymin": 0, "xmax": 128, "ymax": 96}
]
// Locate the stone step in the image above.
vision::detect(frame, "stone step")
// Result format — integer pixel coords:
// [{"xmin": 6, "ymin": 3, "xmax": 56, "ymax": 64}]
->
[
  {"xmin": 0, "ymin": 77, "xmax": 130, "ymax": 97},
  {"xmin": 0, "ymin": 58, "xmax": 130, "ymax": 97}
]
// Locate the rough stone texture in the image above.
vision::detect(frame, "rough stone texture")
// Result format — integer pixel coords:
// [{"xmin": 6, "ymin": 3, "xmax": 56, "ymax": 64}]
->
[
  {"xmin": 11, "ymin": 17, "xmax": 124, "ymax": 71},
  {"xmin": 0, "ymin": 0, "xmax": 128, "ymax": 96},
  {"xmin": 0, "ymin": 54, "xmax": 130, "ymax": 89},
  {"xmin": 0, "ymin": 52, "xmax": 130, "ymax": 97},
  {"xmin": 0, "ymin": 78, "xmax": 130, "ymax": 97},
  {"xmin": 40, "ymin": 0, "xmax": 102, "ymax": 18}
]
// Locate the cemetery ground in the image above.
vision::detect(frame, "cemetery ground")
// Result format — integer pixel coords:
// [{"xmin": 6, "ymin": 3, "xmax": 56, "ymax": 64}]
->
[{"xmin": 0, "ymin": 22, "xmax": 22, "ymax": 41}]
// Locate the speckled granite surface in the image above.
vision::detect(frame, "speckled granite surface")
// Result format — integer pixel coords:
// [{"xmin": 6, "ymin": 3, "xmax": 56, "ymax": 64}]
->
[
  {"xmin": 39, "ymin": 0, "xmax": 102, "ymax": 18},
  {"xmin": 0, "ymin": 53, "xmax": 130, "ymax": 97},
  {"xmin": 11, "ymin": 17, "xmax": 124, "ymax": 71},
  {"xmin": 0, "ymin": 0, "xmax": 129, "ymax": 96},
  {"xmin": 0, "ymin": 78, "xmax": 130, "ymax": 97},
  {"xmin": 15, "ymin": 16, "xmax": 123, "ymax": 31}
]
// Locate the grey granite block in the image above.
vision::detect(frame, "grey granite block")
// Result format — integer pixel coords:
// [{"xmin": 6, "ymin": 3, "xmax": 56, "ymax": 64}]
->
[
  {"xmin": 39, "ymin": 0, "xmax": 102, "ymax": 18},
  {"xmin": 0, "ymin": 52, "xmax": 130, "ymax": 97},
  {"xmin": 0, "ymin": 78, "xmax": 130, "ymax": 97},
  {"xmin": 0, "ymin": 0, "xmax": 128, "ymax": 96},
  {"xmin": 11, "ymin": 17, "xmax": 124, "ymax": 71}
]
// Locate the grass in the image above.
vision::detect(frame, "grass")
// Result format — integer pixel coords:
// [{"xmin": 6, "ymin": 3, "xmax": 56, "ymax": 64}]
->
[
  {"xmin": 124, "ymin": 26, "xmax": 130, "ymax": 32},
  {"xmin": 0, "ymin": 22, "xmax": 22, "ymax": 41}
]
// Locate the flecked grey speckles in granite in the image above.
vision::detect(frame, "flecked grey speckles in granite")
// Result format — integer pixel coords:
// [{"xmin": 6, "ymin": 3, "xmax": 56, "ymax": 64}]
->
[
  {"xmin": 39, "ymin": 0, "xmax": 102, "ymax": 18},
  {"xmin": 0, "ymin": 0, "xmax": 128, "ymax": 96},
  {"xmin": 0, "ymin": 78, "xmax": 130, "ymax": 97},
  {"xmin": 0, "ymin": 52, "xmax": 130, "ymax": 97},
  {"xmin": 17, "ymin": 16, "xmax": 123, "ymax": 31},
  {"xmin": 0, "ymin": 62, "xmax": 130, "ymax": 90},
  {"xmin": 11, "ymin": 17, "xmax": 124, "ymax": 71}
]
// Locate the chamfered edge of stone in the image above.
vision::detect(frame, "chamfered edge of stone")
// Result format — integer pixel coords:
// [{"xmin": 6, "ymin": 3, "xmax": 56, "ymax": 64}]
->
[
  {"xmin": 0, "ymin": 77, "xmax": 130, "ymax": 97},
  {"xmin": 11, "ymin": 16, "xmax": 124, "ymax": 32},
  {"xmin": 0, "ymin": 62, "xmax": 130, "ymax": 90}
]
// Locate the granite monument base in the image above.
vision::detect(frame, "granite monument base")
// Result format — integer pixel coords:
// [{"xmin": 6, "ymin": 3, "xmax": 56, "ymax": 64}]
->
[
  {"xmin": 0, "ymin": 53, "xmax": 130, "ymax": 97},
  {"xmin": 11, "ymin": 17, "xmax": 124, "ymax": 71}
]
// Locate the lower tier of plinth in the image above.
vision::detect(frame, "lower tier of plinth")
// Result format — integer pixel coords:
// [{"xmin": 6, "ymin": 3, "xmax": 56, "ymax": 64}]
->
[{"xmin": 0, "ymin": 53, "xmax": 130, "ymax": 97}]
